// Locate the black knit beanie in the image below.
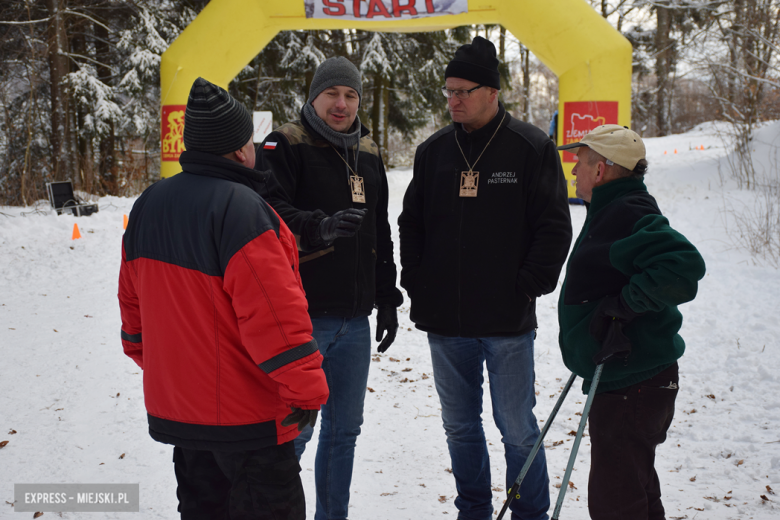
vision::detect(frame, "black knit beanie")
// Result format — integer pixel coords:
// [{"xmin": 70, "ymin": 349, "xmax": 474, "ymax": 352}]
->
[
  {"xmin": 307, "ymin": 56, "xmax": 363, "ymax": 105},
  {"xmin": 183, "ymin": 77, "xmax": 254, "ymax": 156},
  {"xmin": 445, "ymin": 36, "xmax": 501, "ymax": 90}
]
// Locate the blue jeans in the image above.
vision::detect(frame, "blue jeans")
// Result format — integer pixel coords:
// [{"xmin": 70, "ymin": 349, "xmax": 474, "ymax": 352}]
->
[
  {"xmin": 295, "ymin": 316, "xmax": 371, "ymax": 520},
  {"xmin": 428, "ymin": 331, "xmax": 550, "ymax": 520}
]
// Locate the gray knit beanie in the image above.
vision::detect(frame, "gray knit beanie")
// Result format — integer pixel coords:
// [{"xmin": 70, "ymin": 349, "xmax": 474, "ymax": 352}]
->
[
  {"xmin": 307, "ymin": 57, "xmax": 362, "ymax": 105},
  {"xmin": 183, "ymin": 77, "xmax": 254, "ymax": 156}
]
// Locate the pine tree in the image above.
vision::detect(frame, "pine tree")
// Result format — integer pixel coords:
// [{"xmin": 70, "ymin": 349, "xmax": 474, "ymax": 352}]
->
[
  {"xmin": 0, "ymin": 0, "xmax": 204, "ymax": 204},
  {"xmin": 359, "ymin": 30, "xmax": 458, "ymax": 159}
]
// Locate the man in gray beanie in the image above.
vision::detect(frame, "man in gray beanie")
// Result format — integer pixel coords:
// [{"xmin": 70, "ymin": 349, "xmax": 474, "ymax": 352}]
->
[
  {"xmin": 399, "ymin": 37, "xmax": 572, "ymax": 520},
  {"xmin": 258, "ymin": 57, "xmax": 403, "ymax": 520},
  {"xmin": 119, "ymin": 77, "xmax": 328, "ymax": 519}
]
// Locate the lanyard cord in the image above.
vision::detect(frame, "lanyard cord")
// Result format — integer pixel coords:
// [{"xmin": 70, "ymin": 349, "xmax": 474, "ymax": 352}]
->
[
  {"xmin": 455, "ymin": 112, "xmax": 506, "ymax": 173},
  {"xmin": 329, "ymin": 144, "xmax": 358, "ymax": 177}
]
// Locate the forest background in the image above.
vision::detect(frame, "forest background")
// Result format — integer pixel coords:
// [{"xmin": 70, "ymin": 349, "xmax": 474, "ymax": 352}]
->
[{"xmin": 1, "ymin": 0, "xmax": 779, "ymax": 208}]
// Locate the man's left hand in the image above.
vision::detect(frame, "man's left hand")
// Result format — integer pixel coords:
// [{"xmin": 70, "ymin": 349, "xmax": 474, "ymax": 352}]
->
[
  {"xmin": 281, "ymin": 407, "xmax": 318, "ymax": 431},
  {"xmin": 375, "ymin": 306, "xmax": 399, "ymax": 353},
  {"xmin": 592, "ymin": 321, "xmax": 633, "ymax": 365},
  {"xmin": 589, "ymin": 295, "xmax": 642, "ymax": 341},
  {"xmin": 589, "ymin": 295, "xmax": 643, "ymax": 365}
]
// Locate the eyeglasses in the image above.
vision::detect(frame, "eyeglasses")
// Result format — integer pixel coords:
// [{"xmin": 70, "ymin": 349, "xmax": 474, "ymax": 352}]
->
[{"xmin": 441, "ymin": 85, "xmax": 484, "ymax": 99}]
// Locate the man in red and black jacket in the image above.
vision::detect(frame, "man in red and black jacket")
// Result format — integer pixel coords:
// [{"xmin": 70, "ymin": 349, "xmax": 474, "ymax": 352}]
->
[{"xmin": 118, "ymin": 77, "xmax": 328, "ymax": 520}]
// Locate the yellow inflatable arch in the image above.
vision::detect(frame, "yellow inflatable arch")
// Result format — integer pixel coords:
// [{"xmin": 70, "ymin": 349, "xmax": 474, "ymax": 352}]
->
[{"xmin": 160, "ymin": 0, "xmax": 632, "ymax": 198}]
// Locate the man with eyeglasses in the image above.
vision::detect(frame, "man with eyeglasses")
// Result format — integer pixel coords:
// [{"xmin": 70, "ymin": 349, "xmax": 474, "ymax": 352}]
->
[{"xmin": 398, "ymin": 36, "xmax": 572, "ymax": 520}]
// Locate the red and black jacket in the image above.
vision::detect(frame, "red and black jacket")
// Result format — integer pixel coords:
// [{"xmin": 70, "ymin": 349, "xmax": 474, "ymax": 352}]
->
[{"xmin": 118, "ymin": 150, "xmax": 328, "ymax": 451}]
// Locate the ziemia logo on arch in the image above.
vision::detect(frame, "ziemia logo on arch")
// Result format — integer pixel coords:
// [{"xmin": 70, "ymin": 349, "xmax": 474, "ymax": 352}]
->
[
  {"xmin": 569, "ymin": 114, "xmax": 606, "ymax": 140},
  {"xmin": 561, "ymin": 101, "xmax": 618, "ymax": 163}
]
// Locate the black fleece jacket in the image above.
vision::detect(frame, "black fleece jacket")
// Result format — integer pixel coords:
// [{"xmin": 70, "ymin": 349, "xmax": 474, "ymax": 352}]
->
[
  {"xmin": 398, "ymin": 104, "xmax": 573, "ymax": 337},
  {"xmin": 258, "ymin": 111, "xmax": 403, "ymax": 318}
]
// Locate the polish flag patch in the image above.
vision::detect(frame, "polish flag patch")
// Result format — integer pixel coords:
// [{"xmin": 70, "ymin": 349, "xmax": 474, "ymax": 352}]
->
[{"xmin": 263, "ymin": 141, "xmax": 278, "ymax": 150}]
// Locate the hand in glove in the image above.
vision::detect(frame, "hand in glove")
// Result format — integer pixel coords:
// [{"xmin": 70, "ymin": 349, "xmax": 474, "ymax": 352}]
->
[
  {"xmin": 318, "ymin": 208, "xmax": 366, "ymax": 243},
  {"xmin": 589, "ymin": 295, "xmax": 643, "ymax": 365},
  {"xmin": 592, "ymin": 320, "xmax": 633, "ymax": 365},
  {"xmin": 375, "ymin": 305, "xmax": 399, "ymax": 353},
  {"xmin": 281, "ymin": 407, "xmax": 319, "ymax": 432},
  {"xmin": 589, "ymin": 295, "xmax": 642, "ymax": 341}
]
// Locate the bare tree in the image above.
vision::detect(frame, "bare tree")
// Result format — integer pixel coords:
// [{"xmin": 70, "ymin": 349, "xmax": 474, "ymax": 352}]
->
[
  {"xmin": 45, "ymin": 0, "xmax": 76, "ymax": 181},
  {"xmin": 706, "ymin": 0, "xmax": 780, "ymax": 188}
]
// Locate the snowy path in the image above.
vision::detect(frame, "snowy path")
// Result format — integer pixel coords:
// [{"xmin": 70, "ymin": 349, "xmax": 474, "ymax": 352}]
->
[{"xmin": 1, "ymin": 123, "xmax": 779, "ymax": 519}]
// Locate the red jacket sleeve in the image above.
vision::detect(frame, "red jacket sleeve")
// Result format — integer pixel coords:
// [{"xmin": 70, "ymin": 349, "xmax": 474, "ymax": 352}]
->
[
  {"xmin": 223, "ymin": 225, "xmax": 328, "ymax": 410},
  {"xmin": 118, "ymin": 241, "xmax": 144, "ymax": 369}
]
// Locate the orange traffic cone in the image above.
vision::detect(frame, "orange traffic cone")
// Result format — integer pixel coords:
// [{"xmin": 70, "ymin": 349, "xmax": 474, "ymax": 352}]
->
[
  {"xmin": 664, "ymin": 150, "xmax": 667, "ymax": 155},
  {"xmin": 674, "ymin": 149, "xmax": 678, "ymax": 154},
  {"xmin": 72, "ymin": 223, "xmax": 81, "ymax": 240},
  {"xmin": 123, "ymin": 214, "xmax": 128, "ymax": 230}
]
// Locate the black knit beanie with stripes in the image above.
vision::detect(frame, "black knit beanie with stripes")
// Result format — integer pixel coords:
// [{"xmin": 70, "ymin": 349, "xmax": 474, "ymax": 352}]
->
[{"xmin": 183, "ymin": 77, "xmax": 253, "ymax": 156}]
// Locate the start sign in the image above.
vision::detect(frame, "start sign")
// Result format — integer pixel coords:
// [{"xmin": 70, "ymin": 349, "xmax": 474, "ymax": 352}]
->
[
  {"xmin": 561, "ymin": 101, "xmax": 618, "ymax": 163},
  {"xmin": 304, "ymin": 0, "xmax": 467, "ymax": 20}
]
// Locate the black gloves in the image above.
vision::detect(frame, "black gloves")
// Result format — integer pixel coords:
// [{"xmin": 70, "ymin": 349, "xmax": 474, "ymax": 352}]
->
[
  {"xmin": 589, "ymin": 295, "xmax": 643, "ymax": 365},
  {"xmin": 592, "ymin": 321, "xmax": 632, "ymax": 365},
  {"xmin": 318, "ymin": 208, "xmax": 366, "ymax": 244},
  {"xmin": 281, "ymin": 407, "xmax": 318, "ymax": 432},
  {"xmin": 375, "ymin": 305, "xmax": 399, "ymax": 353}
]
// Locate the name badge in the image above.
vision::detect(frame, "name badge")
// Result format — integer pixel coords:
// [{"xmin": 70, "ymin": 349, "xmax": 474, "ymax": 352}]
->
[
  {"xmin": 460, "ymin": 171, "xmax": 479, "ymax": 197},
  {"xmin": 350, "ymin": 174, "xmax": 366, "ymax": 203}
]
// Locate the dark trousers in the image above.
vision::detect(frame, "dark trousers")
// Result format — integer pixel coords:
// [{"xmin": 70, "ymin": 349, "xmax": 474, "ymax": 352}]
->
[
  {"xmin": 173, "ymin": 441, "xmax": 305, "ymax": 520},
  {"xmin": 587, "ymin": 363, "xmax": 679, "ymax": 520}
]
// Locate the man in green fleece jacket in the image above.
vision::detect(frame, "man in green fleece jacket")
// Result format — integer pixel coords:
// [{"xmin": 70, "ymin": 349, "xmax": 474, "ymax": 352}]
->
[{"xmin": 557, "ymin": 125, "xmax": 706, "ymax": 520}]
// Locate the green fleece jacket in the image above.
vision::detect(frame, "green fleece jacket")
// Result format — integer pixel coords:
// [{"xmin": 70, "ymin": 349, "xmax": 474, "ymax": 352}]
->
[{"xmin": 558, "ymin": 177, "xmax": 706, "ymax": 393}]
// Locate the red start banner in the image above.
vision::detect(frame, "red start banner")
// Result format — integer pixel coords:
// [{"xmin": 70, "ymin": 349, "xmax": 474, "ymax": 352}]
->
[
  {"xmin": 561, "ymin": 101, "xmax": 618, "ymax": 163},
  {"xmin": 304, "ymin": 0, "xmax": 467, "ymax": 20},
  {"xmin": 161, "ymin": 105, "xmax": 186, "ymax": 162}
]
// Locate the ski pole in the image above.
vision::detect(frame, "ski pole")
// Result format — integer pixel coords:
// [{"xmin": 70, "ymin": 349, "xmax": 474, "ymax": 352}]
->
[
  {"xmin": 496, "ymin": 373, "xmax": 577, "ymax": 520},
  {"xmin": 551, "ymin": 363, "xmax": 604, "ymax": 520}
]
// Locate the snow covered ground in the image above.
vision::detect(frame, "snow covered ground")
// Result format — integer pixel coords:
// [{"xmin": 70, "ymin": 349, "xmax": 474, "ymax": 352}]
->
[{"xmin": 2, "ymin": 122, "xmax": 779, "ymax": 519}]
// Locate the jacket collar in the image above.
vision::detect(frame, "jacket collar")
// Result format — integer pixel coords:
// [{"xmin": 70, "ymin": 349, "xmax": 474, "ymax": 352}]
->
[
  {"xmin": 454, "ymin": 102, "xmax": 508, "ymax": 141},
  {"xmin": 179, "ymin": 150, "xmax": 271, "ymax": 194},
  {"xmin": 588, "ymin": 176, "xmax": 647, "ymax": 215},
  {"xmin": 299, "ymin": 106, "xmax": 370, "ymax": 145}
]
